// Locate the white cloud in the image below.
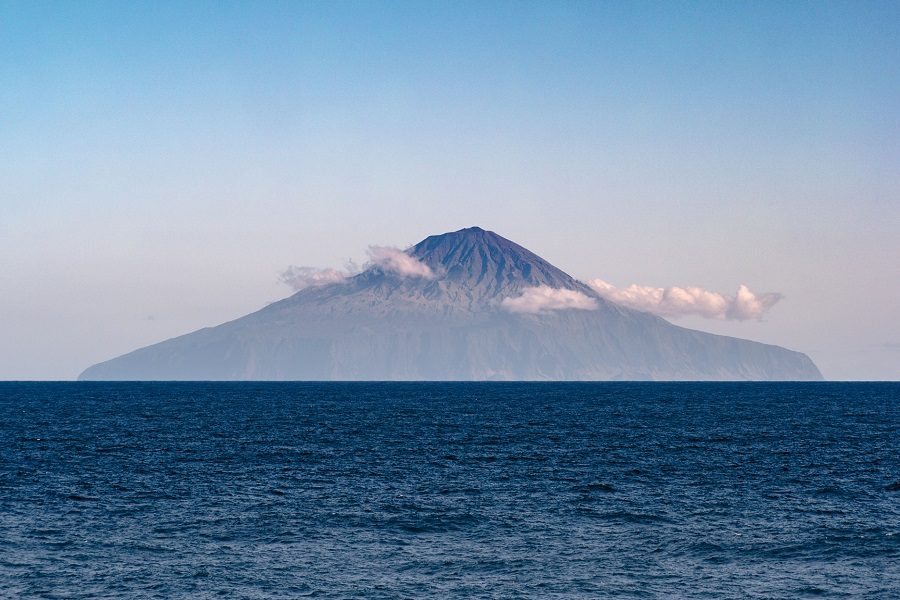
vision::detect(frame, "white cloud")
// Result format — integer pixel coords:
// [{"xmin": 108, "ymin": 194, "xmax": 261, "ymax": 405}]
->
[
  {"xmin": 366, "ymin": 246, "xmax": 434, "ymax": 279},
  {"xmin": 280, "ymin": 246, "xmax": 431, "ymax": 291},
  {"xmin": 587, "ymin": 279, "xmax": 781, "ymax": 321},
  {"xmin": 501, "ymin": 285, "xmax": 599, "ymax": 314},
  {"xmin": 279, "ymin": 266, "xmax": 348, "ymax": 291}
]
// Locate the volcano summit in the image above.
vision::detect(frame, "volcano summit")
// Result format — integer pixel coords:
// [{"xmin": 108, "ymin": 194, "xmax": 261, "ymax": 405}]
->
[{"xmin": 80, "ymin": 227, "xmax": 822, "ymax": 381}]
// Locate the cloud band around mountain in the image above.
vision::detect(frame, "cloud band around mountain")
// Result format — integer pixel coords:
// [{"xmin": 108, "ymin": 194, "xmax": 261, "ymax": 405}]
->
[
  {"xmin": 366, "ymin": 246, "xmax": 434, "ymax": 279},
  {"xmin": 501, "ymin": 285, "xmax": 599, "ymax": 314},
  {"xmin": 279, "ymin": 266, "xmax": 348, "ymax": 291},
  {"xmin": 587, "ymin": 279, "xmax": 781, "ymax": 321},
  {"xmin": 280, "ymin": 246, "xmax": 434, "ymax": 291},
  {"xmin": 279, "ymin": 246, "xmax": 780, "ymax": 323}
]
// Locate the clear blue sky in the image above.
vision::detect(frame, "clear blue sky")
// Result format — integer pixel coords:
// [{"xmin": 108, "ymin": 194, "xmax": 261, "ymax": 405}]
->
[{"xmin": 1, "ymin": 1, "xmax": 898, "ymax": 379}]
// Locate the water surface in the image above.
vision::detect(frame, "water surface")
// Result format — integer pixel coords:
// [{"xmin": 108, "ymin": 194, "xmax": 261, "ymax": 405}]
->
[{"xmin": 1, "ymin": 382, "xmax": 898, "ymax": 598}]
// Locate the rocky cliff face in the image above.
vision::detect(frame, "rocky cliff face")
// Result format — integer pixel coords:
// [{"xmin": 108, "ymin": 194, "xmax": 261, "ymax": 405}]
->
[{"xmin": 80, "ymin": 227, "xmax": 823, "ymax": 381}]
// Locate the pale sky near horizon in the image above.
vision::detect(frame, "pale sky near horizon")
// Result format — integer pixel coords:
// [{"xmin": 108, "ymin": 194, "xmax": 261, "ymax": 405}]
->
[{"xmin": 1, "ymin": 1, "xmax": 898, "ymax": 380}]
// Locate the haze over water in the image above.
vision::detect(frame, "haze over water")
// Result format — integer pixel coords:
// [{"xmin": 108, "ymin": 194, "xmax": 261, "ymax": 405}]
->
[{"xmin": 2, "ymin": 382, "xmax": 898, "ymax": 598}]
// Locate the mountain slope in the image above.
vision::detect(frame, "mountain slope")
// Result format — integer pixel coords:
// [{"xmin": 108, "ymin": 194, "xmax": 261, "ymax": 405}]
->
[{"xmin": 79, "ymin": 227, "xmax": 823, "ymax": 381}]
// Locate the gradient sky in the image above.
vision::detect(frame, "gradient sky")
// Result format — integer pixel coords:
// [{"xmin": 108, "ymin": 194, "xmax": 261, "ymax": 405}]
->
[{"xmin": 1, "ymin": 1, "xmax": 898, "ymax": 380}]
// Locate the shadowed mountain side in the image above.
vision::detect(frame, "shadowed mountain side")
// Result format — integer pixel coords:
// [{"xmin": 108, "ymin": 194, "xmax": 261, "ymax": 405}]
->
[{"xmin": 80, "ymin": 227, "xmax": 823, "ymax": 381}]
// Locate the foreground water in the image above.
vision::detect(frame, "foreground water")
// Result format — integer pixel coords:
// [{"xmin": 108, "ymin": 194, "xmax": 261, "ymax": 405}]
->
[{"xmin": 0, "ymin": 382, "xmax": 897, "ymax": 598}]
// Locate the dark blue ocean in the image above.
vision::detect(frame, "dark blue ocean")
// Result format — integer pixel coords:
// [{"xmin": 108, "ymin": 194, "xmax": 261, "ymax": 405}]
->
[{"xmin": 1, "ymin": 382, "xmax": 898, "ymax": 599}]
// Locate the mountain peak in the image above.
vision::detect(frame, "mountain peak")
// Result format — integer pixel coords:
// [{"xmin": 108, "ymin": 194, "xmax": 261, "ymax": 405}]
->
[
  {"xmin": 409, "ymin": 227, "xmax": 590, "ymax": 299},
  {"xmin": 415, "ymin": 226, "xmax": 495, "ymax": 246}
]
